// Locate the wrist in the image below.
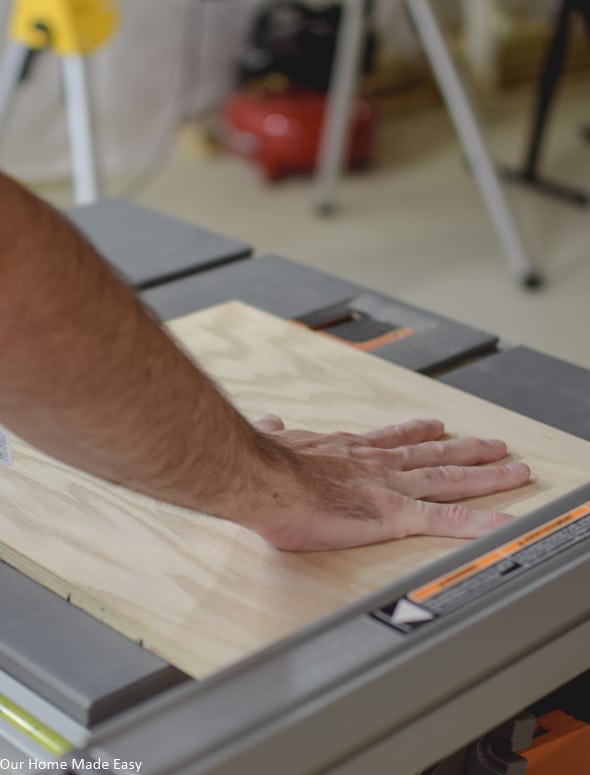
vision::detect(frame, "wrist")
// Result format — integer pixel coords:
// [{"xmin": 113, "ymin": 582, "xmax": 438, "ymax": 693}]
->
[{"xmin": 204, "ymin": 420, "xmax": 304, "ymax": 539}]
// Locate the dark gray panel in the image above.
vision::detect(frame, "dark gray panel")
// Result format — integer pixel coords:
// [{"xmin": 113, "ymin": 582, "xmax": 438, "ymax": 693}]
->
[
  {"xmin": 0, "ymin": 563, "xmax": 188, "ymax": 727},
  {"xmin": 0, "ymin": 561, "xmax": 64, "ymax": 622},
  {"xmin": 347, "ymin": 294, "xmax": 498, "ymax": 374},
  {"xmin": 373, "ymin": 320, "xmax": 496, "ymax": 373},
  {"xmin": 441, "ymin": 346, "xmax": 590, "ymax": 441},
  {"xmin": 141, "ymin": 254, "xmax": 497, "ymax": 374},
  {"xmin": 66, "ymin": 199, "xmax": 252, "ymax": 289},
  {"xmin": 141, "ymin": 254, "xmax": 359, "ymax": 320}
]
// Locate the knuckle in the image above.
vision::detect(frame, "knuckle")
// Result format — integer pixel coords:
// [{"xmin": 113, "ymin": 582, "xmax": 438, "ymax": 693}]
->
[
  {"xmin": 430, "ymin": 440, "xmax": 447, "ymax": 457},
  {"xmin": 441, "ymin": 465, "xmax": 467, "ymax": 483},
  {"xmin": 406, "ymin": 467, "xmax": 439, "ymax": 499},
  {"xmin": 421, "ymin": 468, "xmax": 438, "ymax": 483},
  {"xmin": 401, "ymin": 470, "xmax": 425, "ymax": 498},
  {"xmin": 393, "ymin": 446, "xmax": 411, "ymax": 468},
  {"xmin": 366, "ymin": 425, "xmax": 400, "ymax": 446},
  {"xmin": 443, "ymin": 503, "xmax": 471, "ymax": 530},
  {"xmin": 332, "ymin": 432, "xmax": 359, "ymax": 445},
  {"xmin": 383, "ymin": 491, "xmax": 410, "ymax": 538}
]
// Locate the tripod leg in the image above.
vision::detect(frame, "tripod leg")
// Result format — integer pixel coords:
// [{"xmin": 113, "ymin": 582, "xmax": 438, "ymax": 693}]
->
[
  {"xmin": 61, "ymin": 54, "xmax": 100, "ymax": 205},
  {"xmin": 404, "ymin": 0, "xmax": 540, "ymax": 287},
  {"xmin": 313, "ymin": 0, "xmax": 365, "ymax": 214},
  {"xmin": 501, "ymin": 0, "xmax": 588, "ymax": 205},
  {"xmin": 522, "ymin": 1, "xmax": 571, "ymax": 177},
  {"xmin": 0, "ymin": 42, "xmax": 31, "ymax": 141}
]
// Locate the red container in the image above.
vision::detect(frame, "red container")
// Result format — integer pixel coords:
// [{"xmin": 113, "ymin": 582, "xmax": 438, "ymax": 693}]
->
[{"xmin": 223, "ymin": 89, "xmax": 375, "ymax": 180}]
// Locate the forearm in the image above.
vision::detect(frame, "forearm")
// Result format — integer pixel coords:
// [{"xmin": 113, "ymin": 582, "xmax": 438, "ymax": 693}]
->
[{"xmin": 0, "ymin": 173, "xmax": 291, "ymax": 520}]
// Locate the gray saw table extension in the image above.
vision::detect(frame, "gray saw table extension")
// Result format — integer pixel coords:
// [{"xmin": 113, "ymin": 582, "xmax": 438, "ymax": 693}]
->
[
  {"xmin": 0, "ymin": 563, "xmax": 187, "ymax": 728},
  {"xmin": 66, "ymin": 199, "xmax": 252, "ymax": 290},
  {"xmin": 441, "ymin": 346, "xmax": 590, "ymax": 442},
  {"xmin": 141, "ymin": 253, "xmax": 499, "ymax": 375}
]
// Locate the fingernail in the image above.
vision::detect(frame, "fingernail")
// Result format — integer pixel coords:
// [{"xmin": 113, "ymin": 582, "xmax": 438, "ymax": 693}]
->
[
  {"xmin": 487, "ymin": 438, "xmax": 505, "ymax": 445},
  {"xmin": 507, "ymin": 462, "xmax": 530, "ymax": 474}
]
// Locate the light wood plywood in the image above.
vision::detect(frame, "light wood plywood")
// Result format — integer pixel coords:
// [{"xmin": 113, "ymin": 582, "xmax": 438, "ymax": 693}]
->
[{"xmin": 1, "ymin": 301, "xmax": 590, "ymax": 678}]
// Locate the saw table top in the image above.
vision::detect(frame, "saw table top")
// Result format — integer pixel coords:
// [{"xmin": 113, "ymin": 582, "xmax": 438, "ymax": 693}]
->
[{"xmin": 1, "ymin": 302, "xmax": 589, "ymax": 679}]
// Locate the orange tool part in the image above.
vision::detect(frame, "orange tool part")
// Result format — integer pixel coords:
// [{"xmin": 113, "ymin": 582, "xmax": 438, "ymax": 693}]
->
[{"xmin": 518, "ymin": 710, "xmax": 590, "ymax": 774}]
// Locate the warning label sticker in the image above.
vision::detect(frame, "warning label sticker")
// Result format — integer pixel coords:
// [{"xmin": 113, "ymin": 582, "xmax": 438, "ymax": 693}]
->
[{"xmin": 373, "ymin": 501, "xmax": 590, "ymax": 633}]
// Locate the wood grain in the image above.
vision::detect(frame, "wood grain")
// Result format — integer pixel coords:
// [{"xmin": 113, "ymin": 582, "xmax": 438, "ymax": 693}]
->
[{"xmin": 1, "ymin": 301, "xmax": 590, "ymax": 679}]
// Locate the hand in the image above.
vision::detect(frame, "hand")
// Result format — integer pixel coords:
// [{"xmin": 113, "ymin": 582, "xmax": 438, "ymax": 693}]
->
[{"xmin": 244, "ymin": 416, "xmax": 531, "ymax": 551}]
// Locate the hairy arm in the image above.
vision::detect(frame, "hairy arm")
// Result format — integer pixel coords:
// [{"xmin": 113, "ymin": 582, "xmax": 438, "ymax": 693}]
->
[
  {"xmin": 0, "ymin": 172, "xmax": 288, "ymax": 517},
  {"xmin": 0, "ymin": 173, "xmax": 530, "ymax": 550}
]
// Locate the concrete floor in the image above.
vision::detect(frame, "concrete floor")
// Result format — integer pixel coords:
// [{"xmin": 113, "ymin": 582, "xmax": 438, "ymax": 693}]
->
[{"xmin": 50, "ymin": 73, "xmax": 590, "ymax": 369}]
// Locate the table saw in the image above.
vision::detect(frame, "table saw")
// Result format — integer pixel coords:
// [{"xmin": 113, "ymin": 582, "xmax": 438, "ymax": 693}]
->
[{"xmin": 1, "ymin": 201, "xmax": 589, "ymax": 775}]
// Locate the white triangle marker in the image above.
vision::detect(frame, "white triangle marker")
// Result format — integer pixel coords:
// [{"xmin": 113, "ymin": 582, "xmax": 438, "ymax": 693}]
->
[{"xmin": 391, "ymin": 599, "xmax": 434, "ymax": 626}]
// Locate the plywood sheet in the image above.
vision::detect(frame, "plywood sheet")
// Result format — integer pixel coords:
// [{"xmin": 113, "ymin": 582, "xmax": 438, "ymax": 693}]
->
[{"xmin": 1, "ymin": 301, "xmax": 590, "ymax": 679}]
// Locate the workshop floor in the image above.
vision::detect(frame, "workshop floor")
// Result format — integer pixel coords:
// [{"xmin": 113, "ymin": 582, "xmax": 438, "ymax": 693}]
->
[{"xmin": 53, "ymin": 73, "xmax": 590, "ymax": 369}]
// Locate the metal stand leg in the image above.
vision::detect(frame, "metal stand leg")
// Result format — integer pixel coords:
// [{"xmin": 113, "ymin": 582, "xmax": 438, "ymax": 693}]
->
[
  {"xmin": 502, "ymin": 0, "xmax": 590, "ymax": 206},
  {"xmin": 0, "ymin": 42, "xmax": 30, "ymax": 140},
  {"xmin": 404, "ymin": 0, "xmax": 541, "ymax": 288},
  {"xmin": 313, "ymin": 0, "xmax": 365, "ymax": 215},
  {"xmin": 61, "ymin": 54, "xmax": 100, "ymax": 205},
  {"xmin": 523, "ymin": 2, "xmax": 571, "ymax": 178}
]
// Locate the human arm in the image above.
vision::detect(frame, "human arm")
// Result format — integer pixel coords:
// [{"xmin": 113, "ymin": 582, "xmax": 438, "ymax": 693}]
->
[{"xmin": 0, "ymin": 172, "xmax": 530, "ymax": 550}]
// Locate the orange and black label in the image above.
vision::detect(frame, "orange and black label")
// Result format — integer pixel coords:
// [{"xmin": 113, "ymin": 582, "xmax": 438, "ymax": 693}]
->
[
  {"xmin": 373, "ymin": 501, "xmax": 590, "ymax": 634},
  {"xmin": 316, "ymin": 325, "xmax": 414, "ymax": 352},
  {"xmin": 293, "ymin": 306, "xmax": 415, "ymax": 352}
]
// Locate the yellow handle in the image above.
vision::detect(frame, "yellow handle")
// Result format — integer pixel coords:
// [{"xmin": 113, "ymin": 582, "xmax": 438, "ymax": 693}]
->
[
  {"xmin": 0, "ymin": 692, "xmax": 73, "ymax": 756},
  {"xmin": 9, "ymin": 0, "xmax": 119, "ymax": 55}
]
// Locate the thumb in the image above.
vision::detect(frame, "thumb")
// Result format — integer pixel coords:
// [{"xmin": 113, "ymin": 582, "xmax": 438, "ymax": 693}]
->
[
  {"xmin": 253, "ymin": 414, "xmax": 286, "ymax": 433},
  {"xmin": 401, "ymin": 498, "xmax": 515, "ymax": 539}
]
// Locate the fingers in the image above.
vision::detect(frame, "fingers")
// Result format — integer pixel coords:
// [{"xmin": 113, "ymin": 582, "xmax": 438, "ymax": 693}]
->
[
  {"xmin": 397, "ymin": 498, "xmax": 516, "ymax": 539},
  {"xmin": 253, "ymin": 416, "xmax": 445, "ymax": 447},
  {"xmin": 391, "ymin": 437, "xmax": 508, "ymax": 471},
  {"xmin": 253, "ymin": 414, "xmax": 285, "ymax": 433},
  {"xmin": 362, "ymin": 418, "xmax": 444, "ymax": 449},
  {"xmin": 399, "ymin": 461, "xmax": 531, "ymax": 502}
]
